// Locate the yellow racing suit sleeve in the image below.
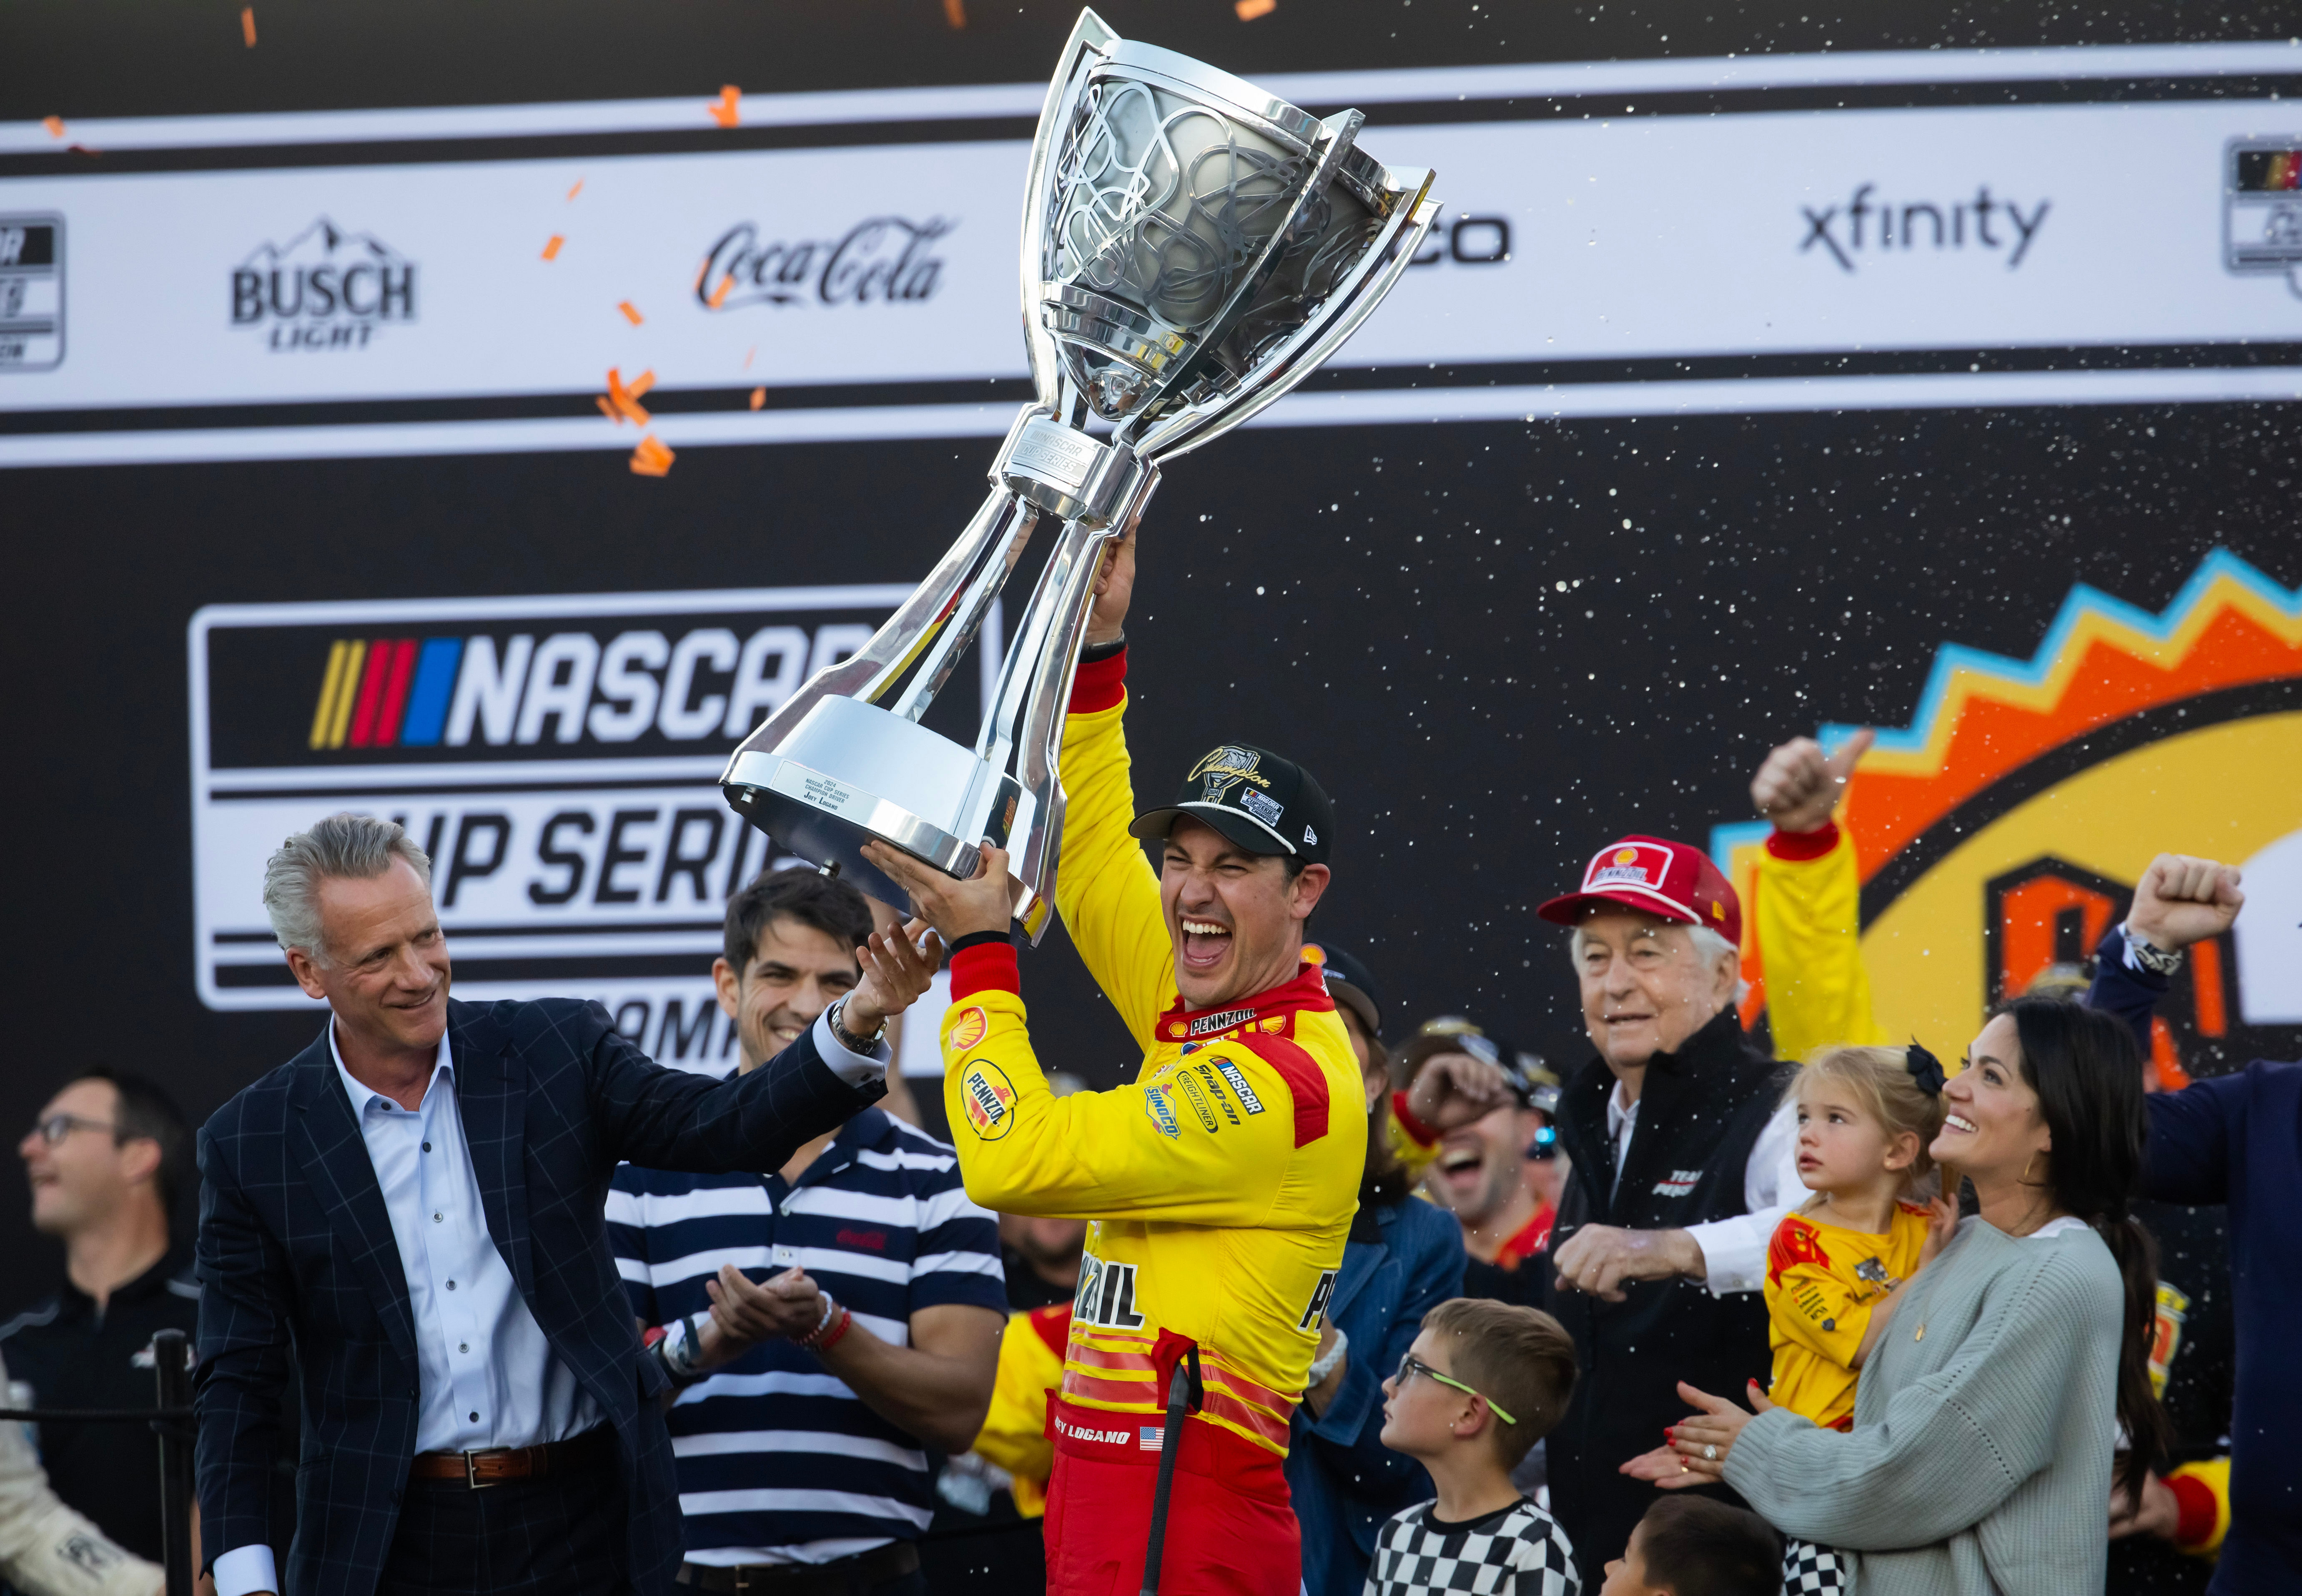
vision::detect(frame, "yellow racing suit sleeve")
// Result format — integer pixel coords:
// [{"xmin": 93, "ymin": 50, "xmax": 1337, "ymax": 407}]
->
[
  {"xmin": 942, "ymin": 955, "xmax": 1312, "ymax": 1225},
  {"xmin": 1051, "ymin": 653, "xmax": 1174, "ymax": 1053},
  {"xmin": 1755, "ymin": 820, "xmax": 1889, "ymax": 1061}
]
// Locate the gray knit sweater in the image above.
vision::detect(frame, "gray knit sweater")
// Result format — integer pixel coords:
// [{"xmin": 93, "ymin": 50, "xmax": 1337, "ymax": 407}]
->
[{"xmin": 1723, "ymin": 1216, "xmax": 2122, "ymax": 1596}]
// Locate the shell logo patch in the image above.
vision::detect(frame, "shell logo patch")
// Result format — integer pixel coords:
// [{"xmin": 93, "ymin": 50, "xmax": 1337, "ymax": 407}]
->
[
  {"xmin": 947, "ymin": 1006, "xmax": 989, "ymax": 1051},
  {"xmin": 959, "ymin": 1060, "xmax": 1017, "ymax": 1142},
  {"xmin": 1301, "ymin": 943, "xmax": 1328, "ymax": 966},
  {"xmin": 1614, "ymin": 847, "xmax": 1638, "ymax": 866}
]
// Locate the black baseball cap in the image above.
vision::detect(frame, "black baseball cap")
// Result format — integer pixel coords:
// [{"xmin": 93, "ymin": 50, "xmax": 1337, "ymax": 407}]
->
[
  {"xmin": 1130, "ymin": 742, "xmax": 1336, "ymax": 866},
  {"xmin": 1303, "ymin": 943, "xmax": 1382, "ymax": 1038}
]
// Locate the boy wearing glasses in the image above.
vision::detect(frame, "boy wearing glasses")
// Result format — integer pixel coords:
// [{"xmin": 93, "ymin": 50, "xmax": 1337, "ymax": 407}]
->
[{"xmin": 1369, "ymin": 1298, "xmax": 1582, "ymax": 1595}]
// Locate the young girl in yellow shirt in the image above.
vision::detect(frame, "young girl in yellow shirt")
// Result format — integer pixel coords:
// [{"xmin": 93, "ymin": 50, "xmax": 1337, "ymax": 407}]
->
[{"xmin": 1763, "ymin": 1043, "xmax": 1958, "ymax": 1430}]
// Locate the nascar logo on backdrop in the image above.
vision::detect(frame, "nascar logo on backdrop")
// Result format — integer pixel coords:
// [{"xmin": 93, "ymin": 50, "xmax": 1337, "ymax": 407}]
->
[{"xmin": 189, "ymin": 585, "xmax": 1000, "ymax": 1067}]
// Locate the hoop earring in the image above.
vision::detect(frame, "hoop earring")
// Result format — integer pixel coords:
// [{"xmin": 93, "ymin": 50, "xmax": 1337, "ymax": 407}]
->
[{"xmin": 2021, "ymin": 1150, "xmax": 2043, "ymax": 1186}]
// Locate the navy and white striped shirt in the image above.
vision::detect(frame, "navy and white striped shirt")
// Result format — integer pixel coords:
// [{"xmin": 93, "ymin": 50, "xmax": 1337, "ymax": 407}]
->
[{"xmin": 606, "ymin": 1107, "xmax": 1005, "ymax": 1564}]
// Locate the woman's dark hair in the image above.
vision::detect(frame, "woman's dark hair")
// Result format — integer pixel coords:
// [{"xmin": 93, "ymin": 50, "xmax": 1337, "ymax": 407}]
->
[{"xmin": 2001, "ymin": 995, "xmax": 2175, "ymax": 1505}]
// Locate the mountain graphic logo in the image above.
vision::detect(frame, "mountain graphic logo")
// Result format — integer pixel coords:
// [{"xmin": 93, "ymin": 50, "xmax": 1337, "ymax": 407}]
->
[{"xmin": 231, "ymin": 216, "xmax": 416, "ymax": 349}]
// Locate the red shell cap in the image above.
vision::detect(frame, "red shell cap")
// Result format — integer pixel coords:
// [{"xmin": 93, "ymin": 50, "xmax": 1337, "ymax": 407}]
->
[{"xmin": 1536, "ymin": 834, "xmax": 1742, "ymax": 949}]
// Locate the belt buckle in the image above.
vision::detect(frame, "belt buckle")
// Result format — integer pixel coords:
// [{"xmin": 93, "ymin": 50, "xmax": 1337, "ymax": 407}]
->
[{"xmin": 462, "ymin": 1448, "xmax": 503, "ymax": 1490}]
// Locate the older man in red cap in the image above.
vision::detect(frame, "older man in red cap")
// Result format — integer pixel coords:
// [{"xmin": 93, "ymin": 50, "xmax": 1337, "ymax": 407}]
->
[{"xmin": 1531, "ymin": 835, "xmax": 1804, "ymax": 1587}]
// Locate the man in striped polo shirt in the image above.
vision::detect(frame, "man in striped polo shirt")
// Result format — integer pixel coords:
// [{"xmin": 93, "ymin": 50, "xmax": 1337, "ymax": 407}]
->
[{"xmin": 607, "ymin": 868, "xmax": 1006, "ymax": 1596}]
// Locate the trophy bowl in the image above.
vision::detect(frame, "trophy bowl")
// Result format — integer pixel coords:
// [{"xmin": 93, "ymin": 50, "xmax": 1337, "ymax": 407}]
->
[{"xmin": 720, "ymin": 8, "xmax": 1438, "ymax": 934}]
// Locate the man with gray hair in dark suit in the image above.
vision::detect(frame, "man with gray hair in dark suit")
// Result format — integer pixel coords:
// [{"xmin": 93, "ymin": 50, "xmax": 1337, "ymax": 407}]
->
[{"xmin": 194, "ymin": 813, "xmax": 944, "ymax": 1596}]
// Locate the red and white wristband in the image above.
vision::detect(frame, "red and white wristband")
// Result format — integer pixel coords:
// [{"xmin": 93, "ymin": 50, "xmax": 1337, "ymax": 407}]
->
[{"xmin": 796, "ymin": 1292, "xmax": 853, "ymax": 1355}]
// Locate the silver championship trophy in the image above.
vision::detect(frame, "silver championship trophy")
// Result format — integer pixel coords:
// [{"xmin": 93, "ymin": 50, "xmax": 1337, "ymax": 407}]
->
[{"xmin": 718, "ymin": 8, "xmax": 1438, "ymax": 937}]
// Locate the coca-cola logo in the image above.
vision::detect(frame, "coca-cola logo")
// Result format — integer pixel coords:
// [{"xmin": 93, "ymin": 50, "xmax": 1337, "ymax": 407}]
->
[{"xmin": 696, "ymin": 216, "xmax": 953, "ymax": 311}]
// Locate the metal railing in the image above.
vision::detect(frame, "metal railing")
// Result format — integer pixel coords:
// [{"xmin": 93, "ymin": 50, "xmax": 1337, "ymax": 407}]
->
[{"xmin": 0, "ymin": 1327, "xmax": 194, "ymax": 1596}]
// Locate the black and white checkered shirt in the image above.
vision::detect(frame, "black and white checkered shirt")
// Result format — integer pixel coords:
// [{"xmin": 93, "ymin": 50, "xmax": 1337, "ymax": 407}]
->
[{"xmin": 1366, "ymin": 1497, "xmax": 1581, "ymax": 1596}]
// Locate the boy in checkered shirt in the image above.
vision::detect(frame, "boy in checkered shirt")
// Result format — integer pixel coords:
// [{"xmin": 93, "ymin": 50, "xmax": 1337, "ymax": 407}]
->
[{"xmin": 1367, "ymin": 1299, "xmax": 1581, "ymax": 1596}]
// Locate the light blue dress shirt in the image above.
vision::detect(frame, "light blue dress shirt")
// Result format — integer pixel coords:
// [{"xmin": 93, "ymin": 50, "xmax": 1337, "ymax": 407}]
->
[
  {"xmin": 216, "ymin": 1026, "xmax": 603, "ymax": 1596},
  {"xmin": 216, "ymin": 1009, "xmax": 888, "ymax": 1596}
]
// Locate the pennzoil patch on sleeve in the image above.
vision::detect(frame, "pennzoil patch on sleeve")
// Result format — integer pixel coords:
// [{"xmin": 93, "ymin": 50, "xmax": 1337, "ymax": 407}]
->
[{"xmin": 960, "ymin": 1060, "xmax": 1017, "ymax": 1141}]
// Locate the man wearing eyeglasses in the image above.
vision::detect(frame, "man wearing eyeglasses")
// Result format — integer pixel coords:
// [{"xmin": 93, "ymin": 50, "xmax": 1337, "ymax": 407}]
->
[{"xmin": 5, "ymin": 1072, "xmax": 198, "ymax": 1567}]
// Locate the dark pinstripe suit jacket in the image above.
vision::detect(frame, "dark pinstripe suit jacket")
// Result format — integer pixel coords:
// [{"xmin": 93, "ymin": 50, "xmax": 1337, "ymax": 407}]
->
[{"xmin": 193, "ymin": 997, "xmax": 879, "ymax": 1596}]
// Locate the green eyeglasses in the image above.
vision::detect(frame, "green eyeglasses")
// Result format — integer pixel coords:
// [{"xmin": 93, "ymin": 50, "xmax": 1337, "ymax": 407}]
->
[{"xmin": 1394, "ymin": 1352, "xmax": 1517, "ymax": 1425}]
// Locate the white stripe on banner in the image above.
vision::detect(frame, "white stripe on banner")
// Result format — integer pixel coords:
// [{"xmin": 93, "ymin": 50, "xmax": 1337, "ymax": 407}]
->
[
  {"xmin": 2, "ymin": 40, "xmax": 2293, "ymax": 154},
  {"xmin": 12, "ymin": 366, "xmax": 2302, "ymax": 474}
]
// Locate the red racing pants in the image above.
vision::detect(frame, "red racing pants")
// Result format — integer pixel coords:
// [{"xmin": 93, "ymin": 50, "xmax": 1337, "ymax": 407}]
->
[{"xmin": 1042, "ymin": 1397, "xmax": 1300, "ymax": 1596}]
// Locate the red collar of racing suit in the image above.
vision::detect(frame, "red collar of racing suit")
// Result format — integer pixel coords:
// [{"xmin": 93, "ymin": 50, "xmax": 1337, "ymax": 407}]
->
[{"xmin": 1151, "ymin": 961, "xmax": 1336, "ymax": 1045}]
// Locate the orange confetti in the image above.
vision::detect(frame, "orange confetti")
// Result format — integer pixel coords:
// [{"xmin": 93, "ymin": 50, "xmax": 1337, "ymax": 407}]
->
[
  {"xmin": 708, "ymin": 85, "xmax": 742, "ymax": 129},
  {"xmin": 1235, "ymin": 0, "xmax": 1276, "ymax": 16},
  {"xmin": 617, "ymin": 300, "xmax": 644, "ymax": 325},
  {"xmin": 707, "ymin": 277, "xmax": 734, "ymax": 311},
  {"xmin": 602, "ymin": 366, "xmax": 655, "ymax": 425},
  {"xmin": 743, "ymin": 346, "xmax": 756, "ymax": 369},
  {"xmin": 749, "ymin": 387, "xmax": 766, "ymax": 410},
  {"xmin": 566, "ymin": 178, "xmax": 584, "ymax": 201},
  {"xmin": 629, "ymin": 434, "xmax": 676, "ymax": 477},
  {"xmin": 241, "ymin": 7, "xmax": 257, "ymax": 46},
  {"xmin": 541, "ymin": 234, "xmax": 565, "ymax": 261},
  {"xmin": 596, "ymin": 395, "xmax": 620, "ymax": 422},
  {"xmin": 943, "ymin": 0, "xmax": 967, "ymax": 25},
  {"xmin": 43, "ymin": 116, "xmax": 64, "ymax": 138}
]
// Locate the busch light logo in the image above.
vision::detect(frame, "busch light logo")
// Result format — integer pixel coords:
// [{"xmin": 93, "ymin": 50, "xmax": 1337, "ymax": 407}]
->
[
  {"xmin": 696, "ymin": 217, "xmax": 952, "ymax": 311},
  {"xmin": 231, "ymin": 218, "xmax": 416, "ymax": 351}
]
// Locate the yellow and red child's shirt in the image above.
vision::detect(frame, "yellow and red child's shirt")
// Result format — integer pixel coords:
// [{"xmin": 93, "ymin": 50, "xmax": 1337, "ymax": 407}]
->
[{"xmin": 1764, "ymin": 1203, "xmax": 1930, "ymax": 1430}]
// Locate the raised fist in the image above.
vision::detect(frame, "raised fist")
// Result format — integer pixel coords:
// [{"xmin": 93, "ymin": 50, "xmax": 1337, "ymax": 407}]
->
[
  {"xmin": 2127, "ymin": 854, "xmax": 2244, "ymax": 954},
  {"xmin": 1750, "ymin": 728, "xmax": 1875, "ymax": 834}
]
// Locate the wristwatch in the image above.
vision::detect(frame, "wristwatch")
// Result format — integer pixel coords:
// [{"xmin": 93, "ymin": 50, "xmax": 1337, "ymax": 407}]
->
[
  {"xmin": 827, "ymin": 997, "xmax": 886, "ymax": 1054},
  {"xmin": 2124, "ymin": 925, "xmax": 2185, "ymax": 977}
]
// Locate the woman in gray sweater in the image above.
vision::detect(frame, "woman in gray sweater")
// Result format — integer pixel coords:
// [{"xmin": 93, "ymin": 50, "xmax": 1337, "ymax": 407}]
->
[{"xmin": 1664, "ymin": 998, "xmax": 2172, "ymax": 1595}]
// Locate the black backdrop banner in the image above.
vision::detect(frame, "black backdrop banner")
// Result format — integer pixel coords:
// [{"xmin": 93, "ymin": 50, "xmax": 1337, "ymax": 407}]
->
[{"xmin": 5, "ymin": 0, "xmax": 2299, "ymax": 1281}]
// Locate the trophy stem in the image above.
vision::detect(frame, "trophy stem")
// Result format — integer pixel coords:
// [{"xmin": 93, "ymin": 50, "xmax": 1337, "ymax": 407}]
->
[{"xmin": 889, "ymin": 489, "xmax": 1040, "ymax": 724}]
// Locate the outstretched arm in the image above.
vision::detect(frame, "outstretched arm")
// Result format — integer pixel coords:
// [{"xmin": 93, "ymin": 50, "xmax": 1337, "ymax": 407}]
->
[
  {"xmin": 1750, "ymin": 730, "xmax": 1888, "ymax": 1061},
  {"xmin": 589, "ymin": 920, "xmax": 941, "ymax": 1175}
]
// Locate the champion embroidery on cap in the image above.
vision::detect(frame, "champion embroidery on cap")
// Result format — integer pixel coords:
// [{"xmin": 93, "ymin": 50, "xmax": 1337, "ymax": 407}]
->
[
  {"xmin": 1651, "ymin": 1168, "xmax": 1702, "ymax": 1197},
  {"xmin": 1188, "ymin": 1006, "xmax": 1257, "ymax": 1037}
]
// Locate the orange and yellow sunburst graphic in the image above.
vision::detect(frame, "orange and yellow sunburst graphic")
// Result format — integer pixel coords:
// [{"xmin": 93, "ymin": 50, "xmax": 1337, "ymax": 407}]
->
[{"xmin": 1715, "ymin": 549, "xmax": 2302, "ymax": 1041}]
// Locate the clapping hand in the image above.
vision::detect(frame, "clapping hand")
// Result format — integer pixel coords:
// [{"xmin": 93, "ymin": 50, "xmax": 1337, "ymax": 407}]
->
[
  {"xmin": 1404, "ymin": 1051, "xmax": 1515, "ymax": 1134},
  {"xmin": 701, "ymin": 1264, "xmax": 825, "ymax": 1363},
  {"xmin": 1666, "ymin": 1380, "xmax": 1770, "ymax": 1483}
]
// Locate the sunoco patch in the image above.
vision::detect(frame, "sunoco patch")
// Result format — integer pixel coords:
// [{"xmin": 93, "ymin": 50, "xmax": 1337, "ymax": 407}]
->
[{"xmin": 1144, "ymin": 1086, "xmax": 1181, "ymax": 1140}]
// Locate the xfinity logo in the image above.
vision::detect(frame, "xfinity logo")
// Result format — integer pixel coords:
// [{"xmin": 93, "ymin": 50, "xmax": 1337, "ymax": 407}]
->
[
  {"xmin": 1800, "ymin": 183, "xmax": 2050, "ymax": 272},
  {"xmin": 697, "ymin": 217, "xmax": 952, "ymax": 311},
  {"xmin": 231, "ymin": 217, "xmax": 416, "ymax": 350}
]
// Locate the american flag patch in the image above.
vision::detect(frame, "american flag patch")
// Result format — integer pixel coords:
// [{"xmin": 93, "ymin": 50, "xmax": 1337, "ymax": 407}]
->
[{"xmin": 1139, "ymin": 1426, "xmax": 1164, "ymax": 1450}]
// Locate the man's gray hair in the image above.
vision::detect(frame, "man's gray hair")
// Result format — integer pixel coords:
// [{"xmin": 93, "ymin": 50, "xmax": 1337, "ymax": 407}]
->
[
  {"xmin": 1569, "ymin": 918, "xmax": 1748, "ymax": 1000},
  {"xmin": 263, "ymin": 812, "xmax": 433, "ymax": 963}
]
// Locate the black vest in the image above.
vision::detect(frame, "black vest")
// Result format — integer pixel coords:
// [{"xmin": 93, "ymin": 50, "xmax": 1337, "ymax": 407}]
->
[{"xmin": 1542, "ymin": 1006, "xmax": 1789, "ymax": 1578}]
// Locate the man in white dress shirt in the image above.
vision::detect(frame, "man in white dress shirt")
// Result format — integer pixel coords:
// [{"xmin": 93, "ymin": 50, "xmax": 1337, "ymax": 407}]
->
[{"xmin": 194, "ymin": 814, "xmax": 941, "ymax": 1596}]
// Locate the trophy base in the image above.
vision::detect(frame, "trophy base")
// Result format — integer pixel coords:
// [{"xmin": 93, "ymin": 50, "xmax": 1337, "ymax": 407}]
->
[{"xmin": 720, "ymin": 696, "xmax": 1026, "ymax": 918}]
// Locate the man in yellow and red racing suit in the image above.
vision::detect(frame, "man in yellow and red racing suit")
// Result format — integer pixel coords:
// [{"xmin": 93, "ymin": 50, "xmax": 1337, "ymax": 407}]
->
[{"xmin": 861, "ymin": 536, "xmax": 1509, "ymax": 1596}]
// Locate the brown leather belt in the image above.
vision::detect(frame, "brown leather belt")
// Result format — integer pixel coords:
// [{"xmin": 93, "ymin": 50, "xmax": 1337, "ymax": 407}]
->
[
  {"xmin": 408, "ymin": 1424, "xmax": 614, "ymax": 1488},
  {"xmin": 676, "ymin": 1541, "xmax": 919, "ymax": 1594}
]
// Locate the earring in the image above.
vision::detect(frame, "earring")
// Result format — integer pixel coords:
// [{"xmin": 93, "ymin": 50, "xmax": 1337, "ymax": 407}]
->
[{"xmin": 2021, "ymin": 1151, "xmax": 2041, "ymax": 1185}]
